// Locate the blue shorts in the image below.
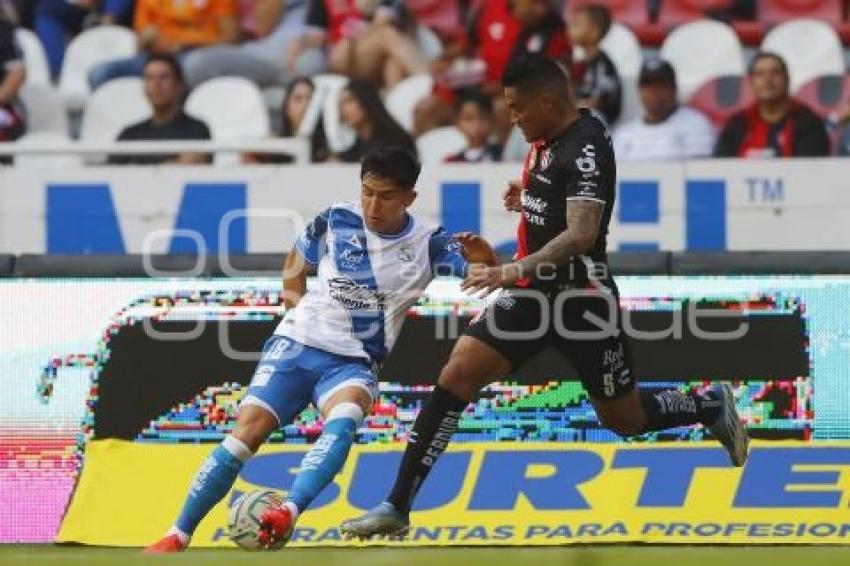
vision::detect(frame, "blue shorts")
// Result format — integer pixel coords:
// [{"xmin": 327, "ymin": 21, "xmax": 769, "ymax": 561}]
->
[{"xmin": 241, "ymin": 336, "xmax": 378, "ymax": 424}]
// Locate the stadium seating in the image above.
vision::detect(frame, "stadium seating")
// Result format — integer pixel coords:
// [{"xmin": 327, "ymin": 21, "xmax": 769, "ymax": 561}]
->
[
  {"xmin": 185, "ymin": 77, "xmax": 270, "ymax": 141},
  {"xmin": 416, "ymin": 126, "xmax": 467, "ymax": 163},
  {"xmin": 566, "ymin": 0, "xmax": 663, "ymax": 45},
  {"xmin": 80, "ymin": 78, "xmax": 150, "ymax": 143},
  {"xmin": 759, "ymin": 0, "xmax": 844, "ymax": 26},
  {"xmin": 406, "ymin": 0, "xmax": 462, "ymax": 40},
  {"xmin": 761, "ymin": 19, "xmax": 845, "ymax": 93},
  {"xmin": 19, "ymin": 83, "xmax": 69, "ymax": 135},
  {"xmin": 687, "ymin": 75, "xmax": 754, "ymax": 130},
  {"xmin": 14, "ymin": 28, "xmax": 50, "ymax": 86},
  {"xmin": 312, "ymin": 74, "xmax": 356, "ymax": 154},
  {"xmin": 600, "ymin": 22, "xmax": 642, "ymax": 124},
  {"xmin": 655, "ymin": 0, "xmax": 734, "ymax": 27},
  {"xmin": 386, "ymin": 74, "xmax": 434, "ymax": 133},
  {"xmin": 58, "ymin": 26, "xmax": 137, "ymax": 111},
  {"xmin": 795, "ymin": 74, "xmax": 850, "ymax": 118},
  {"xmin": 659, "ymin": 19, "xmax": 745, "ymax": 102},
  {"xmin": 415, "ymin": 25, "xmax": 445, "ymax": 61}
]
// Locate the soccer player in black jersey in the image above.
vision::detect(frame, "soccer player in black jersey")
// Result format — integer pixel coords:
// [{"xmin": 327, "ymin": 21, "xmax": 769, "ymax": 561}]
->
[{"xmin": 341, "ymin": 54, "xmax": 749, "ymax": 538}]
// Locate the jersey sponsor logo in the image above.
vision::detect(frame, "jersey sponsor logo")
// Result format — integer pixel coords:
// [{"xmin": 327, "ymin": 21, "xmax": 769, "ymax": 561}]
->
[
  {"xmin": 539, "ymin": 148, "xmax": 553, "ymax": 171},
  {"xmin": 338, "ymin": 248, "xmax": 366, "ymax": 270},
  {"xmin": 328, "ymin": 276, "xmax": 389, "ymax": 311},
  {"xmin": 576, "ymin": 144, "xmax": 598, "ymax": 175},
  {"xmin": 521, "ymin": 192, "xmax": 548, "ymax": 226},
  {"xmin": 398, "ymin": 242, "xmax": 415, "ymax": 263}
]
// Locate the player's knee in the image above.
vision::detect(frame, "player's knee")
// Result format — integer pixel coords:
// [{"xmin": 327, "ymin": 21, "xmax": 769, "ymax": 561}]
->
[
  {"xmin": 233, "ymin": 405, "xmax": 277, "ymax": 451},
  {"xmin": 437, "ymin": 357, "xmax": 478, "ymax": 399}
]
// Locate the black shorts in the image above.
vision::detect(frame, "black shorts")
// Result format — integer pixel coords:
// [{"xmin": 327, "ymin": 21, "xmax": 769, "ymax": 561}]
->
[{"xmin": 465, "ymin": 278, "xmax": 636, "ymax": 400}]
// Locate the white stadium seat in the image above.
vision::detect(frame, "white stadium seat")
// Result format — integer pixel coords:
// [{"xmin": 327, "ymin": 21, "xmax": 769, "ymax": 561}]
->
[
  {"xmin": 15, "ymin": 28, "xmax": 51, "ymax": 86},
  {"xmin": 386, "ymin": 74, "xmax": 434, "ymax": 133},
  {"xmin": 58, "ymin": 25, "xmax": 137, "ymax": 111},
  {"xmin": 80, "ymin": 78, "xmax": 150, "ymax": 143},
  {"xmin": 416, "ymin": 126, "xmax": 467, "ymax": 163},
  {"xmin": 19, "ymin": 83, "xmax": 69, "ymax": 135},
  {"xmin": 761, "ymin": 19, "xmax": 845, "ymax": 94},
  {"xmin": 660, "ymin": 19, "xmax": 744, "ymax": 102},
  {"xmin": 600, "ymin": 22, "xmax": 642, "ymax": 125},
  {"xmin": 416, "ymin": 25, "xmax": 444, "ymax": 61},
  {"xmin": 312, "ymin": 74, "xmax": 356, "ymax": 154},
  {"xmin": 185, "ymin": 77, "xmax": 270, "ymax": 141},
  {"xmin": 186, "ymin": 77, "xmax": 271, "ymax": 165}
]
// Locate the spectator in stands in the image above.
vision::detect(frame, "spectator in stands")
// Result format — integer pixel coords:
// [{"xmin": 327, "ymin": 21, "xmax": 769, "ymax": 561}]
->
[
  {"xmin": 89, "ymin": 0, "xmax": 239, "ymax": 90},
  {"xmin": 109, "ymin": 54, "xmax": 211, "ymax": 165},
  {"xmin": 0, "ymin": 13, "xmax": 25, "ymax": 149},
  {"xmin": 245, "ymin": 76, "xmax": 328, "ymax": 164},
  {"xmin": 613, "ymin": 59, "xmax": 715, "ymax": 162},
  {"xmin": 418, "ymin": 0, "xmax": 570, "ymax": 141},
  {"xmin": 335, "ymin": 79, "xmax": 416, "ymax": 163},
  {"xmin": 569, "ymin": 3, "xmax": 621, "ymax": 126},
  {"xmin": 286, "ymin": 0, "xmax": 426, "ymax": 88},
  {"xmin": 34, "ymin": 0, "xmax": 134, "ymax": 79},
  {"xmin": 183, "ymin": 0, "xmax": 309, "ymax": 89},
  {"xmin": 714, "ymin": 52, "xmax": 830, "ymax": 158},
  {"xmin": 445, "ymin": 92, "xmax": 501, "ymax": 163}
]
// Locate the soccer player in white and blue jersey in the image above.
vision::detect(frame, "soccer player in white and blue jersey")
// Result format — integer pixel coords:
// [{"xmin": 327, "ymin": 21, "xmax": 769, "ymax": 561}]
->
[{"xmin": 146, "ymin": 147, "xmax": 498, "ymax": 553}]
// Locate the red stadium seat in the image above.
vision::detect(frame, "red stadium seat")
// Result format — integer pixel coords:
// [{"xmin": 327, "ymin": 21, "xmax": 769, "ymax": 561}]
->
[
  {"xmin": 565, "ymin": 0, "xmax": 665, "ymax": 46},
  {"xmin": 759, "ymin": 0, "xmax": 843, "ymax": 25},
  {"xmin": 406, "ymin": 0, "xmax": 463, "ymax": 40},
  {"xmin": 730, "ymin": 1, "xmax": 844, "ymax": 45},
  {"xmin": 794, "ymin": 74, "xmax": 850, "ymax": 119},
  {"xmin": 657, "ymin": 0, "xmax": 733, "ymax": 27},
  {"xmin": 687, "ymin": 75, "xmax": 755, "ymax": 130}
]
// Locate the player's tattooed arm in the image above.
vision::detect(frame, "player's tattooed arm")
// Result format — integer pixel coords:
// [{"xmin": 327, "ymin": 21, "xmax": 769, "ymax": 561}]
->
[
  {"xmin": 518, "ymin": 199, "xmax": 603, "ymax": 274},
  {"xmin": 281, "ymin": 247, "xmax": 310, "ymax": 310},
  {"xmin": 460, "ymin": 200, "xmax": 602, "ymax": 294}
]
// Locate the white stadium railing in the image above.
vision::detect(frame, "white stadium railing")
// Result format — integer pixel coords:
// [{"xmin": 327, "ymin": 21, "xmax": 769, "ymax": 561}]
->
[{"xmin": 0, "ymin": 138, "xmax": 311, "ymax": 164}]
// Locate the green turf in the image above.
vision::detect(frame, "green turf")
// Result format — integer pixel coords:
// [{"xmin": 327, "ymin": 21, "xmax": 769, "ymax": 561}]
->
[{"xmin": 3, "ymin": 545, "xmax": 850, "ymax": 566}]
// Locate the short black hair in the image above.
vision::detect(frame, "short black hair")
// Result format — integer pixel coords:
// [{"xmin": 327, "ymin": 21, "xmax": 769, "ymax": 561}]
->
[
  {"xmin": 144, "ymin": 53, "xmax": 184, "ymax": 84},
  {"xmin": 456, "ymin": 90, "xmax": 493, "ymax": 115},
  {"xmin": 502, "ymin": 54, "xmax": 570, "ymax": 97},
  {"xmin": 748, "ymin": 51, "xmax": 789, "ymax": 82},
  {"xmin": 360, "ymin": 146, "xmax": 421, "ymax": 190},
  {"xmin": 576, "ymin": 4, "xmax": 613, "ymax": 37}
]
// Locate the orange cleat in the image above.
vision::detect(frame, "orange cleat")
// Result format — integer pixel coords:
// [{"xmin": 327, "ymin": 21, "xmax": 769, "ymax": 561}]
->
[
  {"xmin": 257, "ymin": 504, "xmax": 295, "ymax": 549},
  {"xmin": 144, "ymin": 533, "xmax": 187, "ymax": 554}
]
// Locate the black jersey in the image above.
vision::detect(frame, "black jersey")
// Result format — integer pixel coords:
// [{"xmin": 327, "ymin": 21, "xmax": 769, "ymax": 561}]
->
[{"xmin": 516, "ymin": 109, "xmax": 616, "ymax": 287}]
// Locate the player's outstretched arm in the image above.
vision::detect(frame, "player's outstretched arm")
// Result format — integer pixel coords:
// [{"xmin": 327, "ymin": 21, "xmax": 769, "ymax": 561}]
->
[
  {"xmin": 461, "ymin": 200, "xmax": 603, "ymax": 294},
  {"xmin": 455, "ymin": 232, "xmax": 501, "ymax": 266},
  {"xmin": 281, "ymin": 247, "xmax": 310, "ymax": 310}
]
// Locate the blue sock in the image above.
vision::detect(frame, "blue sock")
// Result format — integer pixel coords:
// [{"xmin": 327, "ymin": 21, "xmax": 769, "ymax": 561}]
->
[
  {"xmin": 287, "ymin": 404, "xmax": 361, "ymax": 514},
  {"xmin": 174, "ymin": 436, "xmax": 253, "ymax": 538}
]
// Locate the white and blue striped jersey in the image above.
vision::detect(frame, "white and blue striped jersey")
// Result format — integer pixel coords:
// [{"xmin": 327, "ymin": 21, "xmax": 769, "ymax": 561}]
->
[{"xmin": 274, "ymin": 201, "xmax": 468, "ymax": 364}]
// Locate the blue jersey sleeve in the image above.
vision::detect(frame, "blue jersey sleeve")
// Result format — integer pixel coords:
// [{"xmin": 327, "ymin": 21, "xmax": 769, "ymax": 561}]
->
[
  {"xmin": 429, "ymin": 228, "xmax": 468, "ymax": 278},
  {"xmin": 294, "ymin": 208, "xmax": 331, "ymax": 264}
]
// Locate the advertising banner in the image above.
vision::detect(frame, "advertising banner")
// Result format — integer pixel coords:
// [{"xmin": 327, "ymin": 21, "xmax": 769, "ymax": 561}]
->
[
  {"xmin": 2, "ymin": 160, "xmax": 850, "ymax": 254},
  {"xmin": 58, "ymin": 440, "xmax": 850, "ymax": 546}
]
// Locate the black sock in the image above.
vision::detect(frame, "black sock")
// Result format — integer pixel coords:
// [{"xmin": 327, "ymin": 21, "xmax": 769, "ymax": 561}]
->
[
  {"xmin": 639, "ymin": 388, "xmax": 722, "ymax": 433},
  {"xmin": 387, "ymin": 385, "xmax": 467, "ymax": 514}
]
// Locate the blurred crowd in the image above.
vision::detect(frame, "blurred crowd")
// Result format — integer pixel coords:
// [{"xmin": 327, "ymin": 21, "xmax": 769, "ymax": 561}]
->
[{"xmin": 1, "ymin": 0, "xmax": 850, "ymax": 165}]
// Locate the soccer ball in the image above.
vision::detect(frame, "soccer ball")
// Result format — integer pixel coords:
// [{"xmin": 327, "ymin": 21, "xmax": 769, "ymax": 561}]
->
[{"xmin": 228, "ymin": 490, "xmax": 287, "ymax": 551}]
